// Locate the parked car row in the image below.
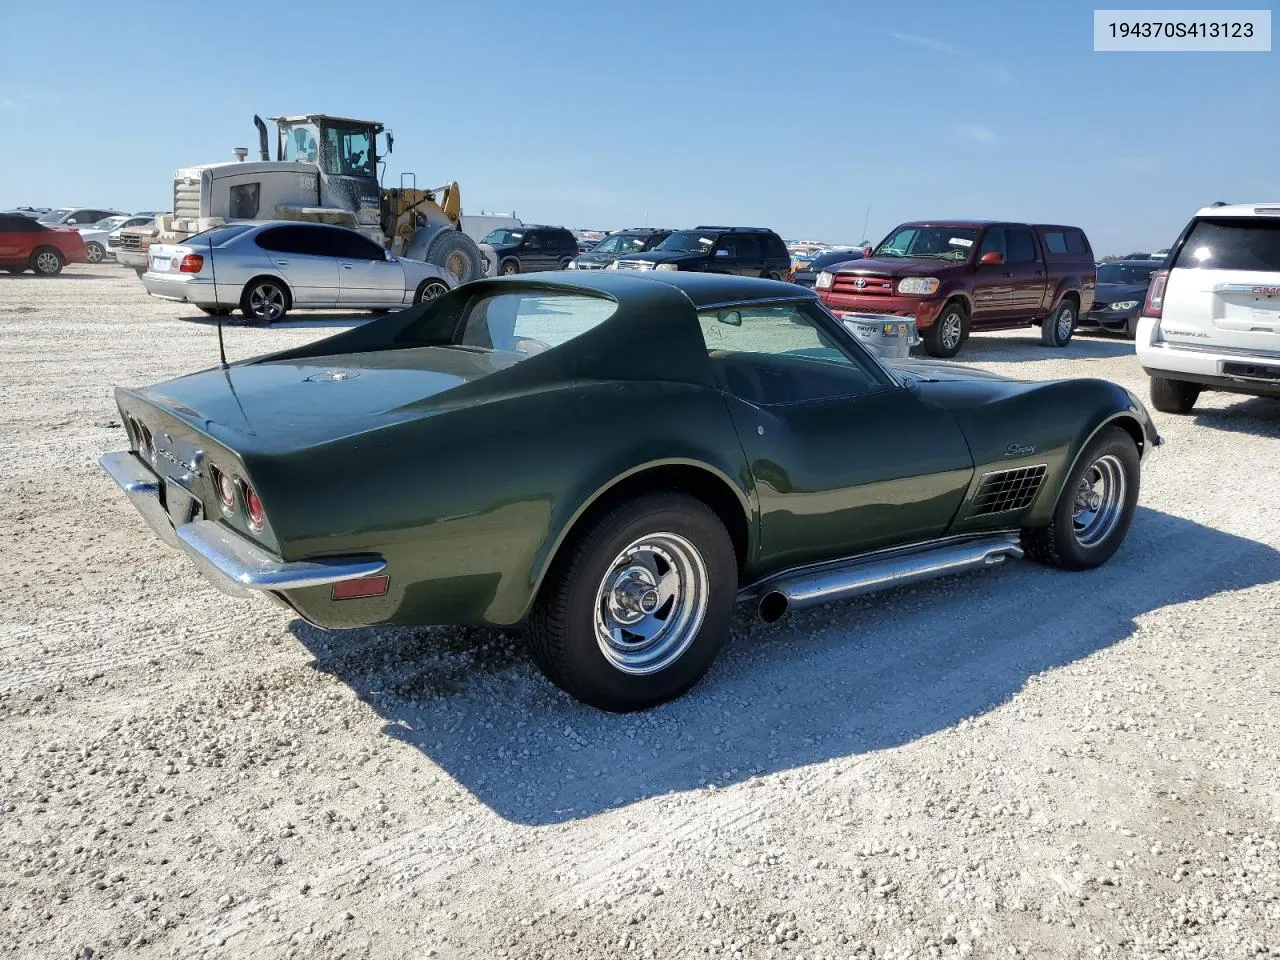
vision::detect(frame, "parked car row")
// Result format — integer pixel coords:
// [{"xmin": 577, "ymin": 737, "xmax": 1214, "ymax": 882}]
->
[{"xmin": 1, "ymin": 206, "xmax": 167, "ymax": 273}]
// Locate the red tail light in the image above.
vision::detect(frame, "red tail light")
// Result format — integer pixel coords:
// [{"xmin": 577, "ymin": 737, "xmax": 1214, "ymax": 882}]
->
[
  {"xmin": 244, "ymin": 486, "xmax": 265, "ymax": 533},
  {"xmin": 179, "ymin": 254, "xmax": 205, "ymax": 273},
  {"xmin": 1143, "ymin": 269, "xmax": 1168, "ymax": 319}
]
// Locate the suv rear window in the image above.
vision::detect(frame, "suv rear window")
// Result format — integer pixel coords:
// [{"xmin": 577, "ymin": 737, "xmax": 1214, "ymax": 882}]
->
[
  {"xmin": 1173, "ymin": 217, "xmax": 1280, "ymax": 272},
  {"xmin": 1041, "ymin": 228, "xmax": 1089, "ymax": 257}
]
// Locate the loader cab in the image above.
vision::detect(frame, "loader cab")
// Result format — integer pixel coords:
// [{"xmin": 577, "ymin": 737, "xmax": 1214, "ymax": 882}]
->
[{"xmin": 273, "ymin": 114, "xmax": 387, "ymax": 227}]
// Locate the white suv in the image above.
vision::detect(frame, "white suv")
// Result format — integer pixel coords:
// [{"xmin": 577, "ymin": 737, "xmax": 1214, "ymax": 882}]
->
[{"xmin": 1136, "ymin": 203, "xmax": 1280, "ymax": 413}]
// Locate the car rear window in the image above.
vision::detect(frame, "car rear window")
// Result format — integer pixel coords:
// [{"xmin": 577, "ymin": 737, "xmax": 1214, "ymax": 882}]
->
[
  {"xmin": 1173, "ymin": 217, "xmax": 1280, "ymax": 272},
  {"xmin": 187, "ymin": 223, "xmax": 257, "ymax": 247},
  {"xmin": 456, "ymin": 292, "xmax": 618, "ymax": 358}
]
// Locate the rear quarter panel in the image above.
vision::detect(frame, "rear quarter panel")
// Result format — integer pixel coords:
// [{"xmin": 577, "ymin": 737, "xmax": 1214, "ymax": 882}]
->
[{"xmin": 266, "ymin": 381, "xmax": 754, "ymax": 629}]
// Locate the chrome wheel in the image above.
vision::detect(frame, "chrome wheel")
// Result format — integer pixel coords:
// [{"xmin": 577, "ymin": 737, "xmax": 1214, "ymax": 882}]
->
[
  {"xmin": 248, "ymin": 283, "xmax": 286, "ymax": 322},
  {"xmin": 35, "ymin": 251, "xmax": 61, "ymax": 275},
  {"xmin": 1072, "ymin": 454, "xmax": 1126, "ymax": 547},
  {"xmin": 85, "ymin": 243, "xmax": 104, "ymax": 264},
  {"xmin": 593, "ymin": 532, "xmax": 709, "ymax": 676},
  {"xmin": 443, "ymin": 251, "xmax": 469, "ymax": 282},
  {"xmin": 940, "ymin": 311, "xmax": 963, "ymax": 350},
  {"xmin": 1057, "ymin": 305, "xmax": 1075, "ymax": 341},
  {"xmin": 418, "ymin": 280, "xmax": 449, "ymax": 303}
]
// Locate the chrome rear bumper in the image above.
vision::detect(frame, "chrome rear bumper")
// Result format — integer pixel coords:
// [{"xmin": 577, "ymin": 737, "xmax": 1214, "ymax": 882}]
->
[{"xmin": 99, "ymin": 451, "xmax": 386, "ymax": 598}]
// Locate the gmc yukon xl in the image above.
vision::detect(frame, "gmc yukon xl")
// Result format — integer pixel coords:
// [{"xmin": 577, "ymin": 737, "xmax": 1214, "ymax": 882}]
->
[{"xmin": 815, "ymin": 220, "xmax": 1096, "ymax": 358}]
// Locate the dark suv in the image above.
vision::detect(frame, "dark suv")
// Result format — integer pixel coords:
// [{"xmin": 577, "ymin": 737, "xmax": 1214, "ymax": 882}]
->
[
  {"xmin": 611, "ymin": 226, "xmax": 792, "ymax": 279},
  {"xmin": 569, "ymin": 228, "xmax": 672, "ymax": 270},
  {"xmin": 479, "ymin": 225, "xmax": 579, "ymax": 275}
]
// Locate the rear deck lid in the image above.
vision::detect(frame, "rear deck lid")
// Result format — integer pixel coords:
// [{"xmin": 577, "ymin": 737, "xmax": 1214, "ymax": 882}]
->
[{"xmin": 1162, "ymin": 212, "xmax": 1280, "ymax": 353}]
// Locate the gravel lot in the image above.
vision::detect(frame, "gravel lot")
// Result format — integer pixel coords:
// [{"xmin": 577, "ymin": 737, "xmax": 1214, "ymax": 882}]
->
[{"xmin": 2, "ymin": 265, "xmax": 1278, "ymax": 960}]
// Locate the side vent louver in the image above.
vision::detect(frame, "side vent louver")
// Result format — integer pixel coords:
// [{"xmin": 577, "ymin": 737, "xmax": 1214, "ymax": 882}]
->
[{"xmin": 970, "ymin": 464, "xmax": 1048, "ymax": 516}]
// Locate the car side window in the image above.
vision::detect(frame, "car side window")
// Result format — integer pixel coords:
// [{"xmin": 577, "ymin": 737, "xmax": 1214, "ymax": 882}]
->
[
  {"xmin": 713, "ymin": 236, "xmax": 736, "ymax": 258},
  {"xmin": 1005, "ymin": 228, "xmax": 1037, "ymax": 263},
  {"xmin": 558, "ymin": 231, "xmax": 576, "ymax": 252},
  {"xmin": 1065, "ymin": 229, "xmax": 1089, "ymax": 255},
  {"xmin": 735, "ymin": 234, "xmax": 762, "ymax": 259},
  {"xmin": 697, "ymin": 303, "xmax": 887, "ymax": 405},
  {"xmin": 256, "ymin": 226, "xmax": 323, "ymax": 256},
  {"xmin": 330, "ymin": 230, "xmax": 385, "ymax": 261},
  {"xmin": 523, "ymin": 232, "xmax": 545, "ymax": 251},
  {"xmin": 1042, "ymin": 231, "xmax": 1068, "ymax": 255},
  {"xmin": 978, "ymin": 228, "xmax": 1006, "ymax": 260},
  {"xmin": 765, "ymin": 233, "xmax": 789, "ymax": 260}
]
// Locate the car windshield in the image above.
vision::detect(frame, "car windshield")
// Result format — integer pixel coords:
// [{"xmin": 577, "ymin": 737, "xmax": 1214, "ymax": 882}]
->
[
  {"xmin": 593, "ymin": 234, "xmax": 651, "ymax": 254},
  {"xmin": 483, "ymin": 229, "xmax": 524, "ymax": 246},
  {"xmin": 811, "ymin": 250, "xmax": 862, "ymax": 271},
  {"xmin": 456, "ymin": 292, "xmax": 618, "ymax": 358},
  {"xmin": 1097, "ymin": 263, "xmax": 1159, "ymax": 284},
  {"xmin": 656, "ymin": 231, "xmax": 716, "ymax": 254},
  {"xmin": 92, "ymin": 216, "xmax": 127, "ymax": 230},
  {"xmin": 37, "ymin": 209, "xmax": 72, "ymax": 223},
  {"xmin": 184, "ymin": 223, "xmax": 257, "ymax": 247},
  {"xmin": 875, "ymin": 226, "xmax": 978, "ymax": 261}
]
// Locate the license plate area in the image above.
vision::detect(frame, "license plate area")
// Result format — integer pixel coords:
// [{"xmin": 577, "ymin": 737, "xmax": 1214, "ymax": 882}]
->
[
  {"xmin": 163, "ymin": 479, "xmax": 203, "ymax": 528},
  {"xmin": 150, "ymin": 257, "xmax": 170, "ymax": 272}
]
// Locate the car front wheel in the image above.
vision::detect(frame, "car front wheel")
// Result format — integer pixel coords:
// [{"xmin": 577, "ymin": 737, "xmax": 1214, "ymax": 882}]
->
[
  {"xmin": 526, "ymin": 492, "xmax": 737, "ymax": 711},
  {"xmin": 240, "ymin": 280, "xmax": 289, "ymax": 324},
  {"xmin": 1041, "ymin": 299, "xmax": 1077, "ymax": 347},
  {"xmin": 923, "ymin": 302, "xmax": 968, "ymax": 358},
  {"xmin": 414, "ymin": 279, "xmax": 450, "ymax": 304},
  {"xmin": 1022, "ymin": 426, "xmax": 1139, "ymax": 570}
]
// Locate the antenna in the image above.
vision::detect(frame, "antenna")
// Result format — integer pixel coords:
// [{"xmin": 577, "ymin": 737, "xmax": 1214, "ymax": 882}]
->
[
  {"xmin": 217, "ymin": 315, "xmax": 228, "ymax": 368},
  {"xmin": 861, "ymin": 204, "xmax": 871, "ymax": 242}
]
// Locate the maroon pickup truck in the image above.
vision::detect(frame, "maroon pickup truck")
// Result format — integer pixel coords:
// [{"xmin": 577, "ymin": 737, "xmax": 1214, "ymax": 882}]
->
[{"xmin": 816, "ymin": 220, "xmax": 1096, "ymax": 358}]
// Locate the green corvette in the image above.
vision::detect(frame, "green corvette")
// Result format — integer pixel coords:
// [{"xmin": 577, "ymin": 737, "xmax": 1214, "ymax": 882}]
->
[{"xmin": 101, "ymin": 272, "xmax": 1160, "ymax": 711}]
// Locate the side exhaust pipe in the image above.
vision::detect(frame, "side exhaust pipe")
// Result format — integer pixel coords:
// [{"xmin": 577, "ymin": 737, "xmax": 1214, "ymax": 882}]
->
[{"xmin": 756, "ymin": 532, "xmax": 1023, "ymax": 623}]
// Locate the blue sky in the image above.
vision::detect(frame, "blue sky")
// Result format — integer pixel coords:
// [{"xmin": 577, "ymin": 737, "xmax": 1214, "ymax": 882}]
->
[{"xmin": 1, "ymin": 0, "xmax": 1275, "ymax": 254}]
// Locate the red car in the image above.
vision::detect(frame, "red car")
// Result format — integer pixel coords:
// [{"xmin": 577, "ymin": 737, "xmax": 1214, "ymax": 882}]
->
[{"xmin": 0, "ymin": 213, "xmax": 89, "ymax": 276}]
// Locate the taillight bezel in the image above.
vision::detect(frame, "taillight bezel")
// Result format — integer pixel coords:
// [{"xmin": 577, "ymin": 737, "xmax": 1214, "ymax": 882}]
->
[
  {"xmin": 209, "ymin": 464, "xmax": 238, "ymax": 516},
  {"xmin": 179, "ymin": 254, "xmax": 205, "ymax": 273},
  {"xmin": 242, "ymin": 483, "xmax": 266, "ymax": 534},
  {"xmin": 1142, "ymin": 269, "xmax": 1168, "ymax": 319}
]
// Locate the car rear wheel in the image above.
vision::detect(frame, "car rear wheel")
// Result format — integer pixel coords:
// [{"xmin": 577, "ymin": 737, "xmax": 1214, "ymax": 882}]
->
[
  {"xmin": 923, "ymin": 302, "xmax": 968, "ymax": 358},
  {"xmin": 84, "ymin": 242, "xmax": 105, "ymax": 264},
  {"xmin": 1022, "ymin": 426, "xmax": 1139, "ymax": 570},
  {"xmin": 413, "ymin": 279, "xmax": 450, "ymax": 304},
  {"xmin": 1041, "ymin": 299, "xmax": 1077, "ymax": 347},
  {"xmin": 558, "ymin": 257, "xmax": 573, "ymax": 270},
  {"xmin": 240, "ymin": 279, "xmax": 289, "ymax": 324},
  {"xmin": 1149, "ymin": 376, "xmax": 1200, "ymax": 414},
  {"xmin": 31, "ymin": 248, "xmax": 64, "ymax": 276},
  {"xmin": 526, "ymin": 492, "xmax": 737, "ymax": 712},
  {"xmin": 501, "ymin": 260, "xmax": 520, "ymax": 276}
]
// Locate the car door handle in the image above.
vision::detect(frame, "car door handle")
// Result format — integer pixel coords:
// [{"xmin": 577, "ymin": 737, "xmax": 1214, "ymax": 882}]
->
[
  {"xmin": 340, "ymin": 263, "xmax": 354, "ymax": 270},
  {"xmin": 1002, "ymin": 272, "xmax": 1013, "ymax": 278},
  {"xmin": 275, "ymin": 259, "xmax": 289, "ymax": 266}
]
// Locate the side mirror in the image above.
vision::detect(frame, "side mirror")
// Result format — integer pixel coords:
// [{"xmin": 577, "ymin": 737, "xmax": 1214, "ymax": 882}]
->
[
  {"xmin": 980, "ymin": 251, "xmax": 1004, "ymax": 265},
  {"xmin": 714, "ymin": 248, "xmax": 730, "ymax": 258},
  {"xmin": 861, "ymin": 245, "xmax": 874, "ymax": 257}
]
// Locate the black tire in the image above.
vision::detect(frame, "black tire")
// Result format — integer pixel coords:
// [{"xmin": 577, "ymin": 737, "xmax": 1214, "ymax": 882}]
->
[
  {"xmin": 923, "ymin": 301, "xmax": 968, "ymax": 358},
  {"xmin": 1022, "ymin": 426, "xmax": 1139, "ymax": 571},
  {"xmin": 239, "ymin": 278, "xmax": 290, "ymax": 324},
  {"xmin": 84, "ymin": 242, "xmax": 106, "ymax": 265},
  {"xmin": 413, "ymin": 278, "xmax": 451, "ymax": 305},
  {"xmin": 1124, "ymin": 315, "xmax": 1138, "ymax": 340},
  {"xmin": 1149, "ymin": 376, "xmax": 1200, "ymax": 414},
  {"xmin": 501, "ymin": 259, "xmax": 520, "ymax": 276},
  {"xmin": 422, "ymin": 229, "xmax": 486, "ymax": 284},
  {"xmin": 761, "ymin": 271, "xmax": 781, "ymax": 281},
  {"xmin": 557, "ymin": 257, "xmax": 573, "ymax": 270},
  {"xmin": 526, "ymin": 492, "xmax": 737, "ymax": 712},
  {"xmin": 197, "ymin": 306, "xmax": 232, "ymax": 317},
  {"xmin": 30, "ymin": 247, "xmax": 64, "ymax": 276},
  {"xmin": 1041, "ymin": 298, "xmax": 1077, "ymax": 347}
]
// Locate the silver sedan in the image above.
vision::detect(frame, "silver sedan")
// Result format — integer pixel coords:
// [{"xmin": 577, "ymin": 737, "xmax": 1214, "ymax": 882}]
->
[{"xmin": 141, "ymin": 221, "xmax": 456, "ymax": 323}]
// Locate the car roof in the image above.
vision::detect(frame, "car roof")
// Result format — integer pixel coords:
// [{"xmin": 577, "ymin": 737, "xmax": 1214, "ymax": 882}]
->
[
  {"xmin": 1192, "ymin": 202, "xmax": 1280, "ymax": 218},
  {"xmin": 482, "ymin": 269, "xmax": 813, "ymax": 309}
]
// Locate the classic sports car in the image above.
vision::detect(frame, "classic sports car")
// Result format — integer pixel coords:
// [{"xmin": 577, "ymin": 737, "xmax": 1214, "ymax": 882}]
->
[{"xmin": 100, "ymin": 272, "xmax": 1160, "ymax": 711}]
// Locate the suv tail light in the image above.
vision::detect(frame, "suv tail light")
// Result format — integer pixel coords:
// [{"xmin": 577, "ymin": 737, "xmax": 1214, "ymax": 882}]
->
[
  {"xmin": 1142, "ymin": 269, "xmax": 1168, "ymax": 318},
  {"xmin": 179, "ymin": 254, "xmax": 205, "ymax": 273}
]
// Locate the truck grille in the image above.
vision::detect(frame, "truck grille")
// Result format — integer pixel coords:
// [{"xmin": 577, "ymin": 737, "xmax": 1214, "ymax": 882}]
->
[
  {"xmin": 119, "ymin": 234, "xmax": 147, "ymax": 251},
  {"xmin": 830, "ymin": 274, "xmax": 895, "ymax": 296},
  {"xmin": 970, "ymin": 464, "xmax": 1048, "ymax": 516},
  {"xmin": 174, "ymin": 177, "xmax": 201, "ymax": 220},
  {"xmin": 614, "ymin": 260, "xmax": 654, "ymax": 271}
]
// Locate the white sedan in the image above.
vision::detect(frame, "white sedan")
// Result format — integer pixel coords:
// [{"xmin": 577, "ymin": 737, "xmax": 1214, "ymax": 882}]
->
[
  {"xmin": 79, "ymin": 215, "xmax": 154, "ymax": 263},
  {"xmin": 141, "ymin": 220, "xmax": 457, "ymax": 322}
]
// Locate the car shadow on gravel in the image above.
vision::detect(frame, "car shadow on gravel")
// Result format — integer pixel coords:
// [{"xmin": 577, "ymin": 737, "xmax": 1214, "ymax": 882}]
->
[
  {"xmin": 1192, "ymin": 396, "xmax": 1280, "ymax": 437},
  {"xmin": 933, "ymin": 336, "xmax": 1133, "ymax": 363},
  {"xmin": 291, "ymin": 506, "xmax": 1280, "ymax": 826}
]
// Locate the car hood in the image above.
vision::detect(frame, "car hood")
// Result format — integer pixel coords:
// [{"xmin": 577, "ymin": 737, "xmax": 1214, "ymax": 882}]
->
[
  {"xmin": 617, "ymin": 250, "xmax": 701, "ymax": 265},
  {"xmin": 834, "ymin": 256, "xmax": 959, "ymax": 277},
  {"xmin": 132, "ymin": 346, "xmax": 523, "ymax": 454},
  {"xmin": 1094, "ymin": 282, "xmax": 1148, "ymax": 302},
  {"xmin": 888, "ymin": 358, "xmax": 1015, "ymax": 383}
]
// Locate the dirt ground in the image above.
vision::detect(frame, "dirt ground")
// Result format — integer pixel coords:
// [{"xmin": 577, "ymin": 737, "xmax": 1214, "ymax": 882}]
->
[{"xmin": 1, "ymin": 265, "xmax": 1278, "ymax": 960}]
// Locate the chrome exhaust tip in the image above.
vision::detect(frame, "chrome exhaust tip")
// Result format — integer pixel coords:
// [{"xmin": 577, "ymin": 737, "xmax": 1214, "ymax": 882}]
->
[{"xmin": 758, "ymin": 591, "xmax": 789, "ymax": 624}]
